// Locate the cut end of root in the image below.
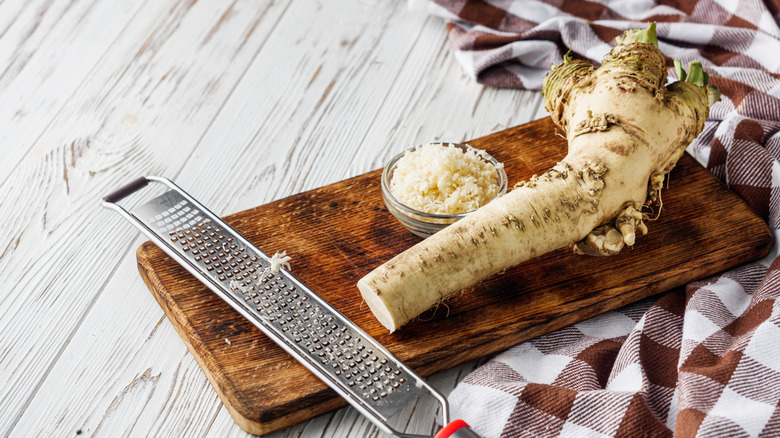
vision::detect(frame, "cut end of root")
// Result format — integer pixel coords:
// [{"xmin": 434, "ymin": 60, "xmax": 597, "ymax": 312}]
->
[{"xmin": 357, "ymin": 279, "xmax": 398, "ymax": 333}]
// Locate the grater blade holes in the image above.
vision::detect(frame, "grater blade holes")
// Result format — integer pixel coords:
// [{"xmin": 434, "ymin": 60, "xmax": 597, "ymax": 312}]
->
[{"xmin": 131, "ymin": 188, "xmax": 432, "ymax": 421}]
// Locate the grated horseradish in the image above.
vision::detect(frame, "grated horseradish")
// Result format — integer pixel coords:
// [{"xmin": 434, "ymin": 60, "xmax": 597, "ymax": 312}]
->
[{"xmin": 390, "ymin": 143, "xmax": 502, "ymax": 215}]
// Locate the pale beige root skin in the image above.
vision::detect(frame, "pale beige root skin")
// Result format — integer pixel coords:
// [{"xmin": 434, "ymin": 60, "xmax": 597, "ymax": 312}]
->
[
  {"xmin": 359, "ymin": 42, "xmax": 709, "ymax": 332},
  {"xmin": 359, "ymin": 159, "xmax": 613, "ymax": 332}
]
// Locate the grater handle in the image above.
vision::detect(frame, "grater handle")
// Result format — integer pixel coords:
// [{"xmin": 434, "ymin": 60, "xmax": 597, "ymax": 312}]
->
[
  {"xmin": 434, "ymin": 420, "xmax": 480, "ymax": 438},
  {"xmin": 103, "ymin": 177, "xmax": 149, "ymax": 203}
]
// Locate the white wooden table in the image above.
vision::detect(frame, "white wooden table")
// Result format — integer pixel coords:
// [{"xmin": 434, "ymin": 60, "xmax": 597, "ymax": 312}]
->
[{"xmin": 0, "ymin": 1, "xmax": 545, "ymax": 436}]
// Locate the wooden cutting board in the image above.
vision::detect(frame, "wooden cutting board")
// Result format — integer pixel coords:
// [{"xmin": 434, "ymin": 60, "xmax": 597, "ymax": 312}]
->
[{"xmin": 136, "ymin": 117, "xmax": 771, "ymax": 435}]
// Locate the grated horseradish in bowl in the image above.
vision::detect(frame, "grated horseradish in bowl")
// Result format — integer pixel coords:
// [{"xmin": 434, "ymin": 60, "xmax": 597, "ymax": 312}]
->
[{"xmin": 381, "ymin": 142, "xmax": 507, "ymax": 238}]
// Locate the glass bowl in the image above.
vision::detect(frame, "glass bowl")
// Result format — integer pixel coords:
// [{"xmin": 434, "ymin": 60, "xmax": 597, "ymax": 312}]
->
[{"xmin": 381, "ymin": 142, "xmax": 508, "ymax": 238}]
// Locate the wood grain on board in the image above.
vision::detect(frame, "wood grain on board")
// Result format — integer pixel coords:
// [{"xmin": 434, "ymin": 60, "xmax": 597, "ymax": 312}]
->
[{"xmin": 137, "ymin": 117, "xmax": 772, "ymax": 435}]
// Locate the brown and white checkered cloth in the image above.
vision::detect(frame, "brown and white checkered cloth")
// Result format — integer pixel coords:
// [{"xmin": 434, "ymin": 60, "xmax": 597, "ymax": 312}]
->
[{"xmin": 409, "ymin": 0, "xmax": 780, "ymax": 436}]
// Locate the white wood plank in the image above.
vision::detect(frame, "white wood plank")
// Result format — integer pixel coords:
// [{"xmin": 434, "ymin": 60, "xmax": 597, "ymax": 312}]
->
[
  {"xmin": 3, "ymin": 1, "xmax": 546, "ymax": 437},
  {"xmin": 9, "ymin": 0, "xmax": 435, "ymax": 436},
  {"xmin": 351, "ymin": 9, "xmax": 543, "ymax": 176},
  {"xmin": 0, "ymin": 0, "xmax": 289, "ymax": 433},
  {"xmin": 0, "ymin": 0, "xmax": 146, "ymax": 185},
  {"xmin": 12, "ymin": 236, "xmax": 225, "ymax": 437},
  {"xmin": 175, "ymin": 0, "xmax": 432, "ymax": 212}
]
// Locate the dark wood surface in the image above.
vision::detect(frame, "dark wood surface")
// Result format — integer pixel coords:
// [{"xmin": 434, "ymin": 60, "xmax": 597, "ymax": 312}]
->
[{"xmin": 136, "ymin": 117, "xmax": 772, "ymax": 435}]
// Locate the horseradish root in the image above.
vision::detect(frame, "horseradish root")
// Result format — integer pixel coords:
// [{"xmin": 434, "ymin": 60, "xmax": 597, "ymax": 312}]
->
[{"xmin": 358, "ymin": 23, "xmax": 718, "ymax": 332}]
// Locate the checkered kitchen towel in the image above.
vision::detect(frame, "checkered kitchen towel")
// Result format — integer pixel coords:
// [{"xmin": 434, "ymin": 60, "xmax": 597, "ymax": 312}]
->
[{"xmin": 409, "ymin": 1, "xmax": 780, "ymax": 436}]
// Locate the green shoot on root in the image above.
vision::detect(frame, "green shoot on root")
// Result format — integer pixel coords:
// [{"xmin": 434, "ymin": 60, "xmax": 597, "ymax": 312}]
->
[{"xmin": 616, "ymin": 22, "xmax": 659, "ymax": 48}]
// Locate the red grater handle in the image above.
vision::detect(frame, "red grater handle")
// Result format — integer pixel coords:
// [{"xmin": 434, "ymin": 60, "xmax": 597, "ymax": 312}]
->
[{"xmin": 434, "ymin": 419, "xmax": 480, "ymax": 438}]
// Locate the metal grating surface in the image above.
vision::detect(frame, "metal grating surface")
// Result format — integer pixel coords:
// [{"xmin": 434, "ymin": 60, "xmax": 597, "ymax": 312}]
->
[{"xmin": 131, "ymin": 189, "xmax": 425, "ymax": 420}]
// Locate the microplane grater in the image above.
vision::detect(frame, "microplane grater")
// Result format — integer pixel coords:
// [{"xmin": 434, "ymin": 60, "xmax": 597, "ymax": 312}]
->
[{"xmin": 102, "ymin": 177, "xmax": 479, "ymax": 438}]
